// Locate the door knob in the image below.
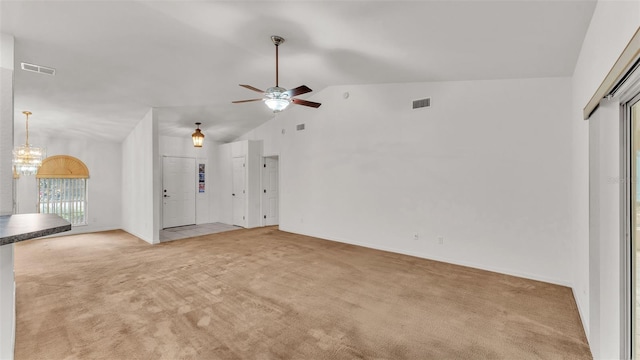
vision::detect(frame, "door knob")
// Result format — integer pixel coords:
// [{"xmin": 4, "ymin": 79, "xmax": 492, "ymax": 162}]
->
[
  {"xmin": 164, "ymin": 195, "xmax": 170, "ymax": 198},
  {"xmin": 232, "ymin": 193, "xmax": 235, "ymax": 196}
]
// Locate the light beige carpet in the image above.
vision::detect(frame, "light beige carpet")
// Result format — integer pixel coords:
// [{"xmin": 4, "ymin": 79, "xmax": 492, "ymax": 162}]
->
[{"xmin": 14, "ymin": 227, "xmax": 591, "ymax": 359}]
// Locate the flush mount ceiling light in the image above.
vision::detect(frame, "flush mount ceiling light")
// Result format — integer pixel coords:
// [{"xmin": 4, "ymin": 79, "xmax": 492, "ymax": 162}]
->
[
  {"xmin": 13, "ymin": 111, "xmax": 45, "ymax": 176},
  {"xmin": 192, "ymin": 122, "xmax": 205, "ymax": 148},
  {"xmin": 233, "ymin": 35, "xmax": 322, "ymax": 112}
]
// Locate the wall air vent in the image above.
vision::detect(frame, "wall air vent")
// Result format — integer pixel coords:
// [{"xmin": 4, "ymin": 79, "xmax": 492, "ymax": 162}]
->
[
  {"xmin": 21, "ymin": 62, "xmax": 56, "ymax": 76},
  {"xmin": 412, "ymin": 98, "xmax": 431, "ymax": 109},
  {"xmin": 296, "ymin": 124, "xmax": 305, "ymax": 131}
]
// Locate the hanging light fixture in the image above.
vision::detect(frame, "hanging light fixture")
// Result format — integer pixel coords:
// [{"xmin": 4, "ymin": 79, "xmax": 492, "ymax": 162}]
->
[
  {"xmin": 264, "ymin": 87, "xmax": 291, "ymax": 112},
  {"xmin": 192, "ymin": 122, "xmax": 205, "ymax": 148},
  {"xmin": 12, "ymin": 111, "xmax": 44, "ymax": 176}
]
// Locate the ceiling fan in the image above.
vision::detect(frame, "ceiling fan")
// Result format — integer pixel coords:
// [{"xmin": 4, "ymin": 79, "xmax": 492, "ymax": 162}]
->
[{"xmin": 233, "ymin": 35, "xmax": 321, "ymax": 113}]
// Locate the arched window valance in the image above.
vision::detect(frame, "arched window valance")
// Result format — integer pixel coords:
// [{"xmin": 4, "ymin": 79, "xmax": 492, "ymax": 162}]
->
[{"xmin": 36, "ymin": 155, "xmax": 89, "ymax": 179}]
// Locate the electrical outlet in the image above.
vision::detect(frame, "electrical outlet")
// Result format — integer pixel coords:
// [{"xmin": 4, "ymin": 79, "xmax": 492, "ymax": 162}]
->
[
  {"xmin": 413, "ymin": 233, "xmax": 419, "ymax": 240},
  {"xmin": 437, "ymin": 236, "xmax": 444, "ymax": 245}
]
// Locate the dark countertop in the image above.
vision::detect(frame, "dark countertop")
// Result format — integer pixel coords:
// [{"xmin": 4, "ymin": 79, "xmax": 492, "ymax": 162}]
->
[{"xmin": 0, "ymin": 214, "xmax": 72, "ymax": 246}]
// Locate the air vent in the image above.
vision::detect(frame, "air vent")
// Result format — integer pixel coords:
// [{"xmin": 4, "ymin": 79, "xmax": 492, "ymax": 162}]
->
[
  {"xmin": 21, "ymin": 62, "xmax": 56, "ymax": 76},
  {"xmin": 412, "ymin": 98, "xmax": 431, "ymax": 109},
  {"xmin": 296, "ymin": 124, "xmax": 305, "ymax": 131}
]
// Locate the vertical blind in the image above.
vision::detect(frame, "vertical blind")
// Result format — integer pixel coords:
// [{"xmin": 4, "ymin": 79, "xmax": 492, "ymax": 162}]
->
[
  {"xmin": 38, "ymin": 178, "xmax": 87, "ymax": 225},
  {"xmin": 35, "ymin": 155, "xmax": 90, "ymax": 226}
]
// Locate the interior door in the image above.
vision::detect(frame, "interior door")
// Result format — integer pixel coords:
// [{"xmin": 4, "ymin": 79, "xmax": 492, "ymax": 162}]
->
[
  {"xmin": 163, "ymin": 157, "xmax": 196, "ymax": 229},
  {"xmin": 232, "ymin": 156, "xmax": 246, "ymax": 227},
  {"xmin": 262, "ymin": 157, "xmax": 279, "ymax": 226}
]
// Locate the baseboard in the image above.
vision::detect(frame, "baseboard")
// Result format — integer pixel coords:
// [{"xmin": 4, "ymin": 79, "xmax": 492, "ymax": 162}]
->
[
  {"xmin": 572, "ymin": 286, "xmax": 591, "ymax": 341},
  {"xmin": 38, "ymin": 225, "xmax": 121, "ymax": 240},
  {"xmin": 64, "ymin": 225, "xmax": 120, "ymax": 236},
  {"xmin": 279, "ymin": 226, "xmax": 573, "ymax": 288},
  {"xmin": 121, "ymin": 228, "xmax": 154, "ymax": 244},
  {"xmin": 38, "ymin": 223, "xmax": 576, "ymax": 288}
]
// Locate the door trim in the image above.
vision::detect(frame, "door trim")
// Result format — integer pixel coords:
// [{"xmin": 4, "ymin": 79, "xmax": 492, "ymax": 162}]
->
[
  {"xmin": 620, "ymin": 91, "xmax": 640, "ymax": 359},
  {"xmin": 622, "ymin": 97, "xmax": 632, "ymax": 360}
]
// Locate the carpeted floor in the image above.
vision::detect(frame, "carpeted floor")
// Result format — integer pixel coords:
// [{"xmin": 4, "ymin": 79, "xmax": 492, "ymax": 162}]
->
[{"xmin": 14, "ymin": 227, "xmax": 591, "ymax": 359}]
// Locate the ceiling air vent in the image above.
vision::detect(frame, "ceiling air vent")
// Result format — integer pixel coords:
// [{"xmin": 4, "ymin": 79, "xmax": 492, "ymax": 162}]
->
[
  {"xmin": 21, "ymin": 62, "xmax": 56, "ymax": 76},
  {"xmin": 296, "ymin": 124, "xmax": 305, "ymax": 131},
  {"xmin": 412, "ymin": 98, "xmax": 431, "ymax": 109}
]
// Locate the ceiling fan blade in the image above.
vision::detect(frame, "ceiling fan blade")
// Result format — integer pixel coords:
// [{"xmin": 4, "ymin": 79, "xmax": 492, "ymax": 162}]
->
[
  {"xmin": 292, "ymin": 98, "xmax": 322, "ymax": 108},
  {"xmin": 239, "ymin": 84, "xmax": 265, "ymax": 93},
  {"xmin": 284, "ymin": 85, "xmax": 312, "ymax": 98},
  {"xmin": 232, "ymin": 99, "xmax": 263, "ymax": 103}
]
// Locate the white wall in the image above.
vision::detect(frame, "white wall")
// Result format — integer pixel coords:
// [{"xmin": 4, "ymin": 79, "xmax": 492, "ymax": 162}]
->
[
  {"xmin": 571, "ymin": 0, "xmax": 640, "ymax": 349},
  {"xmin": 0, "ymin": 31, "xmax": 15, "ymax": 360},
  {"xmin": 159, "ymin": 135, "xmax": 220, "ymax": 225},
  {"xmin": 239, "ymin": 77, "xmax": 574, "ymax": 286},
  {"xmin": 14, "ymin": 137, "xmax": 122, "ymax": 235},
  {"xmin": 122, "ymin": 109, "xmax": 160, "ymax": 244},
  {"xmin": 0, "ymin": 33, "xmax": 13, "ymax": 216}
]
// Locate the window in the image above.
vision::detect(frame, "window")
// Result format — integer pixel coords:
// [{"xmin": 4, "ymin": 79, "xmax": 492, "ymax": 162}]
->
[
  {"xmin": 39, "ymin": 178, "xmax": 87, "ymax": 225},
  {"xmin": 36, "ymin": 155, "xmax": 89, "ymax": 226}
]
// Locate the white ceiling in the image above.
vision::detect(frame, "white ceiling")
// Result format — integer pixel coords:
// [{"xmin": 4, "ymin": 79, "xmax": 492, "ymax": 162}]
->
[{"xmin": 1, "ymin": 0, "xmax": 596, "ymax": 143}]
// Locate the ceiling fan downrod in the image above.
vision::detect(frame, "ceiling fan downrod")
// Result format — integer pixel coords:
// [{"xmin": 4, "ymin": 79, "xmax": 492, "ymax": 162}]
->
[{"xmin": 271, "ymin": 35, "xmax": 285, "ymax": 87}]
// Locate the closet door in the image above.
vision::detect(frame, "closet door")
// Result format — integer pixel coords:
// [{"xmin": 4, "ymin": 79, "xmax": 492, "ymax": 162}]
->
[{"xmin": 232, "ymin": 156, "xmax": 246, "ymax": 227}]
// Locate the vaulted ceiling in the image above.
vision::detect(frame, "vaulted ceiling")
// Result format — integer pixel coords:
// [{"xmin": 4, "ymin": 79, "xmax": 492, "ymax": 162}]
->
[{"xmin": 1, "ymin": 1, "xmax": 596, "ymax": 143}]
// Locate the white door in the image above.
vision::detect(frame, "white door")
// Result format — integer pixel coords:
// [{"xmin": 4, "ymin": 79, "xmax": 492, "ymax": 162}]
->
[
  {"xmin": 232, "ymin": 157, "xmax": 246, "ymax": 227},
  {"xmin": 262, "ymin": 157, "xmax": 279, "ymax": 226},
  {"xmin": 163, "ymin": 157, "xmax": 196, "ymax": 228}
]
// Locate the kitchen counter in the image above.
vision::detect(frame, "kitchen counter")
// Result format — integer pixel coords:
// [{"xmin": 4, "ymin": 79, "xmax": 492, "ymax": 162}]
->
[{"xmin": 0, "ymin": 213, "xmax": 72, "ymax": 246}]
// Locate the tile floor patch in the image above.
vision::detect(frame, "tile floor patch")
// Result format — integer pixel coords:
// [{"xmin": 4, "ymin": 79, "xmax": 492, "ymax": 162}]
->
[{"xmin": 160, "ymin": 222, "xmax": 241, "ymax": 242}]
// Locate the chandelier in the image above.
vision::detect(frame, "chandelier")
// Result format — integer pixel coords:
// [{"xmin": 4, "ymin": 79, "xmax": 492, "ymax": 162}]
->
[
  {"xmin": 192, "ymin": 122, "xmax": 205, "ymax": 148},
  {"xmin": 13, "ymin": 111, "xmax": 44, "ymax": 176}
]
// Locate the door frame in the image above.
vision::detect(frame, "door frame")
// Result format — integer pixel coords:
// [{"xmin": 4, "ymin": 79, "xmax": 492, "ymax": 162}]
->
[
  {"xmin": 622, "ymin": 96, "xmax": 634, "ymax": 360},
  {"xmin": 620, "ymin": 88, "xmax": 640, "ymax": 359}
]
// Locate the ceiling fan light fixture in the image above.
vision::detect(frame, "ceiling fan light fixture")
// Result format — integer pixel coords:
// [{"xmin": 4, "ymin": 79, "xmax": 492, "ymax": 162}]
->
[
  {"xmin": 192, "ymin": 122, "xmax": 204, "ymax": 148},
  {"xmin": 264, "ymin": 86, "xmax": 291, "ymax": 112},
  {"xmin": 265, "ymin": 98, "xmax": 291, "ymax": 112}
]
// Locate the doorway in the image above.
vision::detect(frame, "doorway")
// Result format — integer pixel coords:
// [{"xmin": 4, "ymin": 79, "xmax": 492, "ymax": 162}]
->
[
  {"xmin": 162, "ymin": 156, "xmax": 196, "ymax": 229},
  {"xmin": 262, "ymin": 156, "xmax": 279, "ymax": 226}
]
